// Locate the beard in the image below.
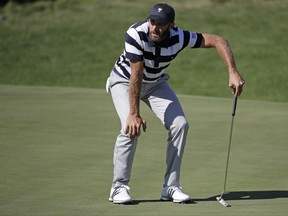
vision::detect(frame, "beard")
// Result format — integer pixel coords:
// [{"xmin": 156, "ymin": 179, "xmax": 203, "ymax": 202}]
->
[{"xmin": 149, "ymin": 27, "xmax": 170, "ymax": 43}]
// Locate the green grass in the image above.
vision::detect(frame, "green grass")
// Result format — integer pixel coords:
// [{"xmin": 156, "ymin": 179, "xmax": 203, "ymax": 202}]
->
[
  {"xmin": 0, "ymin": 84, "xmax": 287, "ymax": 216},
  {"xmin": 0, "ymin": 0, "xmax": 288, "ymax": 102}
]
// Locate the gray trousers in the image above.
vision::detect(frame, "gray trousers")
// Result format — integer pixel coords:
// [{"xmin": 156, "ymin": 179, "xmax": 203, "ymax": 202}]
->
[{"xmin": 108, "ymin": 72, "xmax": 189, "ymax": 189}]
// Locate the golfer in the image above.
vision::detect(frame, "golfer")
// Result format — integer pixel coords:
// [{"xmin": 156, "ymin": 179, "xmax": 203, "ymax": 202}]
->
[{"xmin": 106, "ymin": 3, "xmax": 245, "ymax": 204}]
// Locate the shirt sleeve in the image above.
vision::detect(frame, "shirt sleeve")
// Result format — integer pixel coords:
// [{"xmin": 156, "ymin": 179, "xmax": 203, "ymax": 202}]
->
[
  {"xmin": 124, "ymin": 28, "xmax": 143, "ymax": 61},
  {"xmin": 182, "ymin": 31, "xmax": 203, "ymax": 49},
  {"xmin": 191, "ymin": 32, "xmax": 203, "ymax": 48}
]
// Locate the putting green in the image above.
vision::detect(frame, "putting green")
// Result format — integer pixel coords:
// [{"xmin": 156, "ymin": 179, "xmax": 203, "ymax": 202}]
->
[{"xmin": 0, "ymin": 85, "xmax": 287, "ymax": 216}]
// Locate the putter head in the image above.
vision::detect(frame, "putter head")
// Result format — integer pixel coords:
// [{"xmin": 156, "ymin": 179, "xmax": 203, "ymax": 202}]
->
[{"xmin": 216, "ymin": 196, "xmax": 231, "ymax": 207}]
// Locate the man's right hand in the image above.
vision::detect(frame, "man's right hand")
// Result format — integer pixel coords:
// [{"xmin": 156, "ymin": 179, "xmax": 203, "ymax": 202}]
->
[{"xmin": 125, "ymin": 114, "xmax": 147, "ymax": 139}]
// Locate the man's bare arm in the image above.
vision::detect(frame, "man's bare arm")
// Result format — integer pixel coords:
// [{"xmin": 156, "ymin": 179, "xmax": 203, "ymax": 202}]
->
[
  {"xmin": 125, "ymin": 60, "xmax": 147, "ymax": 138},
  {"xmin": 201, "ymin": 33, "xmax": 245, "ymax": 96}
]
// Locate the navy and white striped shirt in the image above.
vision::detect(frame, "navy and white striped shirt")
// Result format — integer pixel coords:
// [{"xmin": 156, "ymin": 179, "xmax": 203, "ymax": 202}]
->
[{"xmin": 113, "ymin": 20, "xmax": 203, "ymax": 83}]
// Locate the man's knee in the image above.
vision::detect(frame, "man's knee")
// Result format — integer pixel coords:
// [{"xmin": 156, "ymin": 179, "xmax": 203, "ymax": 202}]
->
[{"xmin": 171, "ymin": 116, "xmax": 189, "ymax": 132}]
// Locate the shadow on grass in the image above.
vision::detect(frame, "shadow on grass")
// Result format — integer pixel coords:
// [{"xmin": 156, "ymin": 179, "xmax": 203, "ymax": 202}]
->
[
  {"xmin": 128, "ymin": 191, "xmax": 288, "ymax": 205},
  {"xmin": 128, "ymin": 199, "xmax": 197, "ymax": 205},
  {"xmin": 195, "ymin": 190, "xmax": 288, "ymax": 201}
]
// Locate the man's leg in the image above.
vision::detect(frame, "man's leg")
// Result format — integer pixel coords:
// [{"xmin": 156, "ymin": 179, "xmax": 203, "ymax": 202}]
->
[
  {"xmin": 143, "ymin": 80, "xmax": 190, "ymax": 202},
  {"xmin": 109, "ymin": 81, "xmax": 137, "ymax": 203},
  {"xmin": 144, "ymin": 80, "xmax": 189, "ymax": 187}
]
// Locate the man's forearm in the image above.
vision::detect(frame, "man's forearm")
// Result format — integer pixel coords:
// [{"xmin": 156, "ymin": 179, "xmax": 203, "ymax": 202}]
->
[
  {"xmin": 214, "ymin": 37, "xmax": 237, "ymax": 72},
  {"xmin": 201, "ymin": 33, "xmax": 245, "ymax": 95},
  {"xmin": 129, "ymin": 61, "xmax": 144, "ymax": 115},
  {"xmin": 201, "ymin": 33, "xmax": 237, "ymax": 71}
]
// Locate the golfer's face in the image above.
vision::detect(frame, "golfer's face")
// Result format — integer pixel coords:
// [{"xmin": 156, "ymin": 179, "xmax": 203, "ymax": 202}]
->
[{"xmin": 148, "ymin": 19, "xmax": 171, "ymax": 43}]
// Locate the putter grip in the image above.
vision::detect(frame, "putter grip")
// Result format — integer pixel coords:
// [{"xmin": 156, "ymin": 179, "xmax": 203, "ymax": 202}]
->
[{"xmin": 232, "ymin": 96, "xmax": 238, "ymax": 116}]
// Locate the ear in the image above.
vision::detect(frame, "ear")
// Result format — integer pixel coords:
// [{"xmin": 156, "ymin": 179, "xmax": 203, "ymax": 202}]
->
[{"xmin": 169, "ymin": 22, "xmax": 175, "ymax": 29}]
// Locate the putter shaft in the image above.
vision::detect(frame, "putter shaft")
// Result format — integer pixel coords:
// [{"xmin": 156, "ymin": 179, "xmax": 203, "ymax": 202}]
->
[
  {"xmin": 216, "ymin": 96, "xmax": 238, "ymax": 207},
  {"xmin": 223, "ymin": 113, "xmax": 235, "ymax": 194}
]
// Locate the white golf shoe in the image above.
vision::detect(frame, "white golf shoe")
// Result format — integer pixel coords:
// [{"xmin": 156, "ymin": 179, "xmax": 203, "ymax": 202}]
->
[
  {"xmin": 160, "ymin": 186, "xmax": 190, "ymax": 203},
  {"xmin": 109, "ymin": 185, "xmax": 132, "ymax": 204}
]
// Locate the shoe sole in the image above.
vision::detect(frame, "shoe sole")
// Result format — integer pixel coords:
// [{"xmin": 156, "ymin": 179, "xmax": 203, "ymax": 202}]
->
[
  {"xmin": 161, "ymin": 196, "xmax": 191, "ymax": 203},
  {"xmin": 173, "ymin": 198, "xmax": 191, "ymax": 203},
  {"xmin": 109, "ymin": 197, "xmax": 132, "ymax": 204},
  {"xmin": 113, "ymin": 200, "xmax": 132, "ymax": 204}
]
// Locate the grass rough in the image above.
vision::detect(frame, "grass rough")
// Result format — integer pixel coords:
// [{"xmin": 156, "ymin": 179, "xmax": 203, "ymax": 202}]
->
[{"xmin": 0, "ymin": 0, "xmax": 288, "ymax": 102}]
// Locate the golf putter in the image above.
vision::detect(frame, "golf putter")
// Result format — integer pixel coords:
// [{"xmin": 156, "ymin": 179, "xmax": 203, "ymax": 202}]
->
[{"xmin": 216, "ymin": 96, "xmax": 238, "ymax": 207}]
